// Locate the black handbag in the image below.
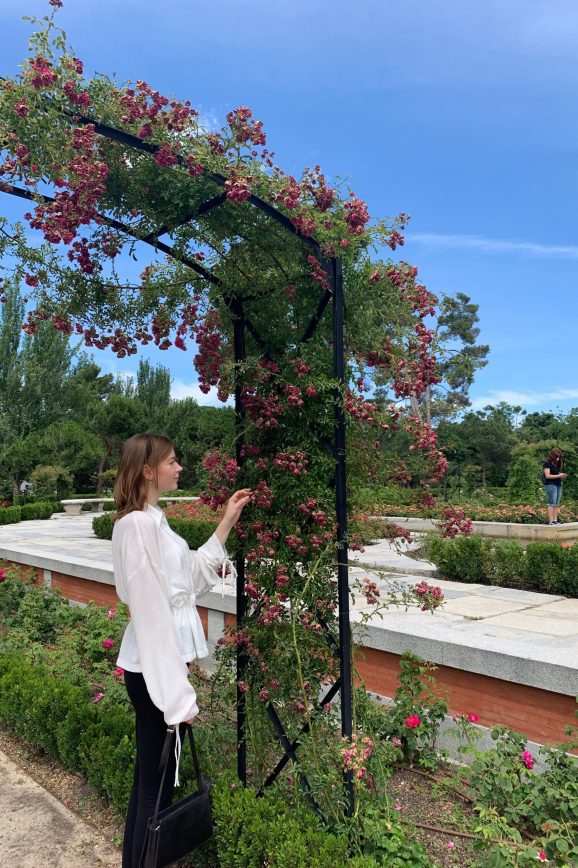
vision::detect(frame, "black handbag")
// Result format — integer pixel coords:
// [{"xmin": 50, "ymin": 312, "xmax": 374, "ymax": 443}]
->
[{"xmin": 140, "ymin": 723, "xmax": 213, "ymax": 868}]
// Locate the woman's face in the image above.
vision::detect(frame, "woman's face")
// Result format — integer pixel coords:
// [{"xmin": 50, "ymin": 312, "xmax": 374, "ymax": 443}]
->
[{"xmin": 148, "ymin": 450, "xmax": 182, "ymax": 493}]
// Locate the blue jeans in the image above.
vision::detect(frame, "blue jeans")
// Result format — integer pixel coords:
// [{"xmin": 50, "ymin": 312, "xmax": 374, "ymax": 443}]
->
[{"xmin": 544, "ymin": 484, "xmax": 562, "ymax": 506}]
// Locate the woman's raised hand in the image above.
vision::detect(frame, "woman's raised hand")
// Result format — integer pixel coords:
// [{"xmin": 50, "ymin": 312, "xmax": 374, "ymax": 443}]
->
[{"xmin": 223, "ymin": 488, "xmax": 252, "ymax": 526}]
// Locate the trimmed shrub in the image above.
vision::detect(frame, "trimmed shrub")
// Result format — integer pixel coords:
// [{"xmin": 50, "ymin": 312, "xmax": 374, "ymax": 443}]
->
[
  {"xmin": 92, "ymin": 512, "xmax": 114, "ymax": 539},
  {"xmin": 561, "ymin": 544, "xmax": 578, "ymax": 597},
  {"xmin": 506, "ymin": 448, "xmax": 543, "ymax": 504},
  {"xmin": 427, "ymin": 535, "xmax": 577, "ymax": 596},
  {"xmin": 166, "ymin": 517, "xmax": 218, "ymax": 550},
  {"xmin": 92, "ymin": 512, "xmax": 216, "ymax": 550},
  {"xmin": 212, "ymin": 780, "xmax": 351, "ymax": 867},
  {"xmin": 0, "ymin": 505, "xmax": 21, "ymax": 525},
  {"xmin": 486, "ymin": 540, "xmax": 526, "ymax": 587},
  {"xmin": 20, "ymin": 501, "xmax": 57, "ymax": 520},
  {"xmin": 426, "ymin": 534, "xmax": 490, "ymax": 583},
  {"xmin": 526, "ymin": 542, "xmax": 566, "ymax": 594}
]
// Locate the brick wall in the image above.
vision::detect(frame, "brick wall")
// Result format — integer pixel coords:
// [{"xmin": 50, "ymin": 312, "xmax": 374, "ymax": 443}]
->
[
  {"xmin": 355, "ymin": 647, "xmax": 576, "ymax": 745},
  {"xmin": 3, "ymin": 562, "xmax": 576, "ymax": 745},
  {"xmin": 51, "ymin": 572, "xmax": 119, "ymax": 608}
]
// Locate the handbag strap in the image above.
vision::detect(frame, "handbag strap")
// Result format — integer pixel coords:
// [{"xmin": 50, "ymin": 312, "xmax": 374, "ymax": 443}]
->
[{"xmin": 150, "ymin": 724, "xmax": 205, "ymax": 828}]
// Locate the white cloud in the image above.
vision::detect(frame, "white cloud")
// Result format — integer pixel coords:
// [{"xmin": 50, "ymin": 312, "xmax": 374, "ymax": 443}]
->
[
  {"xmin": 170, "ymin": 379, "xmax": 233, "ymax": 407},
  {"xmin": 410, "ymin": 233, "xmax": 578, "ymax": 260},
  {"xmin": 471, "ymin": 388, "xmax": 578, "ymax": 411}
]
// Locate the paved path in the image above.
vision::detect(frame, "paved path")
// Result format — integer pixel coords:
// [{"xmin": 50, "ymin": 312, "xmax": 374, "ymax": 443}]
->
[{"xmin": 0, "ymin": 748, "xmax": 120, "ymax": 867}]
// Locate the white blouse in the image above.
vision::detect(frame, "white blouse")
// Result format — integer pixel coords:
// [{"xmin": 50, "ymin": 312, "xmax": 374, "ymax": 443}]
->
[{"xmin": 112, "ymin": 503, "xmax": 227, "ymax": 726}]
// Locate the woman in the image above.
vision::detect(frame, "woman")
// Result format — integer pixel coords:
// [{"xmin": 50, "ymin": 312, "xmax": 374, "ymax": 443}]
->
[
  {"xmin": 542, "ymin": 448, "xmax": 567, "ymax": 526},
  {"xmin": 112, "ymin": 432, "xmax": 250, "ymax": 868}
]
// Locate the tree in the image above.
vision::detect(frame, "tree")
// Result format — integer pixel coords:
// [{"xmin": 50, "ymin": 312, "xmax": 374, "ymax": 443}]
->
[
  {"xmin": 37, "ymin": 420, "xmax": 101, "ymax": 492},
  {"xmin": 409, "ymin": 292, "xmax": 489, "ymax": 425},
  {"xmin": 506, "ymin": 446, "xmax": 543, "ymax": 503},
  {"xmin": 136, "ymin": 359, "xmax": 171, "ymax": 431},
  {"xmin": 0, "ymin": 280, "xmax": 77, "ymax": 493},
  {"xmin": 164, "ymin": 398, "xmax": 235, "ymax": 488},
  {"xmin": 93, "ymin": 395, "xmax": 147, "ymax": 492},
  {"xmin": 459, "ymin": 404, "xmax": 516, "ymax": 487}
]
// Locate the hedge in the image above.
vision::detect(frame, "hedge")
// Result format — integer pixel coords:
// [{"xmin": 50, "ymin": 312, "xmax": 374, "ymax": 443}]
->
[
  {"xmin": 20, "ymin": 502, "xmax": 57, "ymax": 520},
  {"xmin": 425, "ymin": 534, "xmax": 578, "ymax": 596},
  {"xmin": 0, "ymin": 506, "xmax": 21, "ymax": 525},
  {"xmin": 93, "ymin": 512, "xmax": 218, "ymax": 550},
  {"xmin": 0, "ymin": 651, "xmax": 384, "ymax": 865}
]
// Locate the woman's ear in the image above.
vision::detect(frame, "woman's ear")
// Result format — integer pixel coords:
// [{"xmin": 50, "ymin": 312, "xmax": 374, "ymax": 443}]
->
[{"xmin": 142, "ymin": 463, "xmax": 154, "ymax": 481}]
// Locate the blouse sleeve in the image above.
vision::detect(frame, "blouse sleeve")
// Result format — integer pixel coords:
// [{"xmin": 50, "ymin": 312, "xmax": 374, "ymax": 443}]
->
[
  {"xmin": 118, "ymin": 515, "xmax": 199, "ymax": 725},
  {"xmin": 190, "ymin": 532, "xmax": 229, "ymax": 597}
]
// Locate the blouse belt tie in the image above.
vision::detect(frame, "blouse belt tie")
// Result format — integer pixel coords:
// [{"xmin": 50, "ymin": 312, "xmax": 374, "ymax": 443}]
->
[
  {"xmin": 221, "ymin": 555, "xmax": 237, "ymax": 598},
  {"xmin": 174, "ymin": 725, "xmax": 182, "ymax": 787},
  {"xmin": 170, "ymin": 591, "xmax": 195, "ymax": 609}
]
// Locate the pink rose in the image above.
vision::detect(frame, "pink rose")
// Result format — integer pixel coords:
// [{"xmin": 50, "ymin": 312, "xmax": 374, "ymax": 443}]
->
[
  {"xmin": 102, "ymin": 638, "xmax": 113, "ymax": 649},
  {"xmin": 467, "ymin": 713, "xmax": 479, "ymax": 723},
  {"xmin": 405, "ymin": 714, "xmax": 421, "ymax": 729},
  {"xmin": 522, "ymin": 750, "xmax": 534, "ymax": 770}
]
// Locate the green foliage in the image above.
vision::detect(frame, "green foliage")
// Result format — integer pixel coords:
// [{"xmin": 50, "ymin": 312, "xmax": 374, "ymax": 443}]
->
[
  {"xmin": 427, "ymin": 534, "xmax": 578, "ymax": 595},
  {"xmin": 92, "ymin": 511, "xmax": 217, "ymax": 550},
  {"xmin": 37, "ymin": 420, "xmax": 102, "ymax": 491},
  {"xmin": 0, "ymin": 505, "xmax": 21, "ymax": 524},
  {"xmin": 525, "ymin": 542, "xmax": 566, "ymax": 594},
  {"xmin": 425, "ymin": 533, "xmax": 490, "ymax": 584},
  {"xmin": 505, "ymin": 447, "xmax": 543, "ymax": 504},
  {"xmin": 370, "ymin": 652, "xmax": 448, "ymax": 769},
  {"xmin": 211, "ymin": 780, "xmax": 353, "ymax": 867},
  {"xmin": 353, "ymin": 802, "xmax": 431, "ymax": 866},
  {"xmin": 30, "ymin": 464, "xmax": 73, "ymax": 500},
  {"xmin": 92, "ymin": 512, "xmax": 114, "ymax": 539},
  {"xmin": 466, "ymin": 725, "xmax": 578, "ymax": 866},
  {"xmin": 19, "ymin": 501, "xmax": 57, "ymax": 520},
  {"xmin": 485, "ymin": 540, "xmax": 526, "ymax": 587}
]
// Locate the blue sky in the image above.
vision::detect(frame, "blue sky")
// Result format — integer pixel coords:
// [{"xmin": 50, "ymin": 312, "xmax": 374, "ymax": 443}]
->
[{"xmin": 2, "ymin": 0, "xmax": 578, "ymax": 414}]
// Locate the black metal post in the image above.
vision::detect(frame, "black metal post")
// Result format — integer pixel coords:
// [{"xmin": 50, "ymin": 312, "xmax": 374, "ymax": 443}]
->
[
  {"xmin": 331, "ymin": 256, "xmax": 354, "ymax": 816},
  {"xmin": 232, "ymin": 297, "xmax": 248, "ymax": 786}
]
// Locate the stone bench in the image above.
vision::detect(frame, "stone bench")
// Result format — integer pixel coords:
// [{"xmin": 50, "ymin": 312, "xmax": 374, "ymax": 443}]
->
[
  {"xmin": 60, "ymin": 498, "xmax": 115, "ymax": 516},
  {"xmin": 60, "ymin": 495, "xmax": 200, "ymax": 515},
  {"xmin": 158, "ymin": 496, "xmax": 200, "ymax": 506}
]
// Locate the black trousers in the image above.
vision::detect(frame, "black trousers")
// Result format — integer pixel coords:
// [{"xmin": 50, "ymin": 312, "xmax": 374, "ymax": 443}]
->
[{"xmin": 123, "ymin": 670, "xmax": 185, "ymax": 868}]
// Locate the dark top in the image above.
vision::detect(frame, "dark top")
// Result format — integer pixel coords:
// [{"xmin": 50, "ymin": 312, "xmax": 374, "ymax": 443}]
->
[{"xmin": 543, "ymin": 461, "xmax": 562, "ymax": 486}]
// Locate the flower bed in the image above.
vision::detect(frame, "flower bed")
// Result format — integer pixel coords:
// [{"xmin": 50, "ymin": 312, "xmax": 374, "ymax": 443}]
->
[
  {"xmin": 373, "ymin": 501, "xmax": 578, "ymax": 525},
  {"xmin": 1, "ymin": 568, "xmax": 577, "ymax": 865}
]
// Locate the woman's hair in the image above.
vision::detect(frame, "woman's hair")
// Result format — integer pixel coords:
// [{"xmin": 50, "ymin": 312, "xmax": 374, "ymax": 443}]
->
[
  {"xmin": 114, "ymin": 433, "xmax": 174, "ymax": 519},
  {"xmin": 547, "ymin": 449, "xmax": 563, "ymax": 467}
]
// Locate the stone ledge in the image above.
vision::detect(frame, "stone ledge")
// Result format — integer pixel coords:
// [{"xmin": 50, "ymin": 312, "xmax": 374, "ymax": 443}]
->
[
  {"xmin": 354, "ymin": 610, "xmax": 578, "ymax": 697},
  {"xmin": 384, "ymin": 515, "xmax": 578, "ymax": 541},
  {"xmin": 0, "ymin": 545, "xmax": 115, "ymax": 586}
]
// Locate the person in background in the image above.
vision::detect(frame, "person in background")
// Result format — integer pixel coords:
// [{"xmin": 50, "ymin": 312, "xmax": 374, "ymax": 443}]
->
[
  {"xmin": 112, "ymin": 432, "xmax": 251, "ymax": 868},
  {"xmin": 542, "ymin": 448, "xmax": 567, "ymax": 526}
]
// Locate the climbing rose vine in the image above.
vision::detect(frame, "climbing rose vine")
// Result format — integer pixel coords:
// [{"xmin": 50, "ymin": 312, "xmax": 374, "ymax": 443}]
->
[{"xmin": 0, "ymin": 7, "xmax": 450, "ymax": 793}]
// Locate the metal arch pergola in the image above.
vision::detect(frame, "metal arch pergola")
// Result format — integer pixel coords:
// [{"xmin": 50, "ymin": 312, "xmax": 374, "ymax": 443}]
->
[{"xmin": 0, "ymin": 112, "xmax": 354, "ymax": 814}]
